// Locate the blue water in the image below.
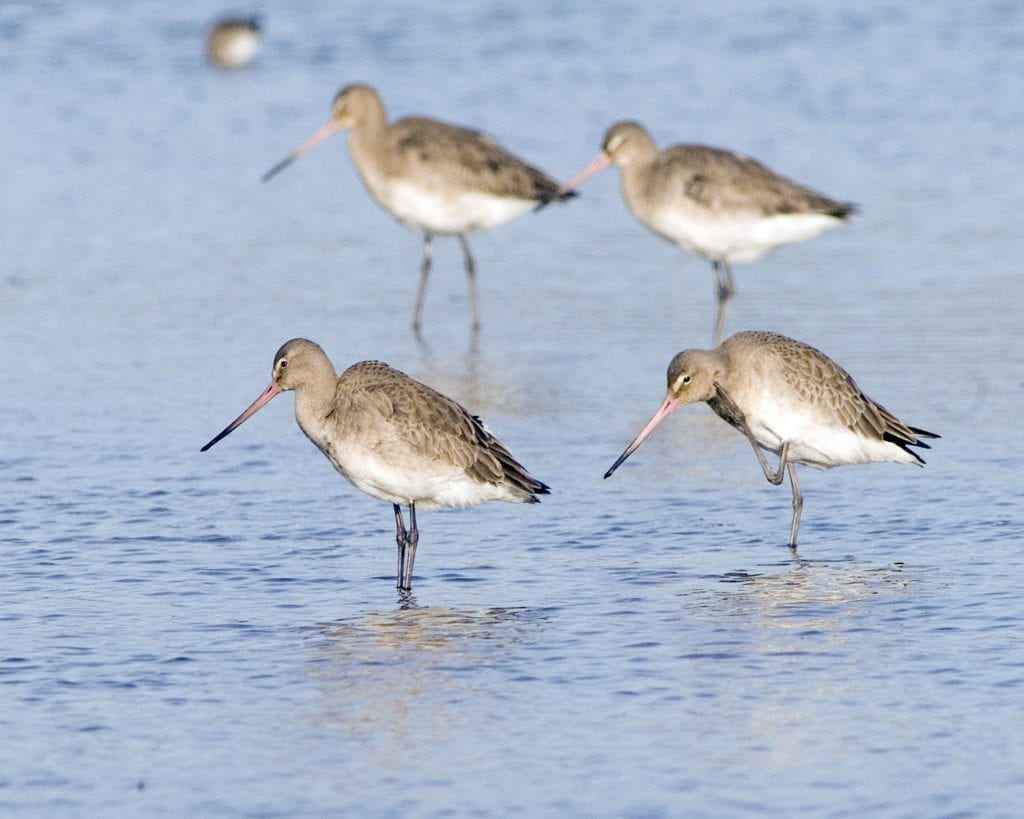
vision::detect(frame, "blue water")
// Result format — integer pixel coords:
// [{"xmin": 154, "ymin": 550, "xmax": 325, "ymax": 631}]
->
[{"xmin": 3, "ymin": 1, "xmax": 1023, "ymax": 815}]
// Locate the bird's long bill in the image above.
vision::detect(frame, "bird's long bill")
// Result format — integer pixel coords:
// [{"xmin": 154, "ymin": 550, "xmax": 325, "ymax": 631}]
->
[
  {"xmin": 200, "ymin": 381, "xmax": 282, "ymax": 451},
  {"xmin": 603, "ymin": 393, "xmax": 680, "ymax": 479},
  {"xmin": 261, "ymin": 119, "xmax": 342, "ymax": 182},
  {"xmin": 556, "ymin": 151, "xmax": 612, "ymax": 197}
]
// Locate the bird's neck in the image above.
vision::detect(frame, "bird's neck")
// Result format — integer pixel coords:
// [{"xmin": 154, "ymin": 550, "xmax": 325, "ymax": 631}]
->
[
  {"xmin": 347, "ymin": 106, "xmax": 389, "ymax": 171},
  {"xmin": 621, "ymin": 159, "xmax": 659, "ymax": 205},
  {"xmin": 291, "ymin": 372, "xmax": 338, "ymax": 449}
]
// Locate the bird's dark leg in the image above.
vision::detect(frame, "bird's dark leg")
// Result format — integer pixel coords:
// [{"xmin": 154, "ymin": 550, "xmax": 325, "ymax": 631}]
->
[
  {"xmin": 458, "ymin": 234, "xmax": 481, "ymax": 331},
  {"xmin": 751, "ymin": 440, "xmax": 789, "ymax": 486},
  {"xmin": 741, "ymin": 438, "xmax": 786, "ymax": 489},
  {"xmin": 714, "ymin": 383, "xmax": 798, "ymax": 546},
  {"xmin": 715, "ymin": 384, "xmax": 787, "ymax": 484},
  {"xmin": 399, "ymin": 502, "xmax": 420, "ymax": 592},
  {"xmin": 393, "ymin": 503, "xmax": 408, "ymax": 589},
  {"xmin": 747, "ymin": 438, "xmax": 799, "ymax": 547},
  {"xmin": 412, "ymin": 233, "xmax": 434, "ymax": 332},
  {"xmin": 711, "ymin": 260, "xmax": 735, "ymax": 346},
  {"xmin": 786, "ymin": 461, "xmax": 803, "ymax": 548}
]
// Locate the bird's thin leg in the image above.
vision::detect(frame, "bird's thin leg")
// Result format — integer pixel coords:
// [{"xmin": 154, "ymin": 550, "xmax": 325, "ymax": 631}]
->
[
  {"xmin": 714, "ymin": 383, "xmax": 800, "ymax": 545},
  {"xmin": 745, "ymin": 436, "xmax": 800, "ymax": 546},
  {"xmin": 711, "ymin": 260, "xmax": 735, "ymax": 346},
  {"xmin": 750, "ymin": 440, "xmax": 789, "ymax": 486},
  {"xmin": 786, "ymin": 461, "xmax": 803, "ymax": 548},
  {"xmin": 412, "ymin": 233, "xmax": 434, "ymax": 332},
  {"xmin": 393, "ymin": 503, "xmax": 408, "ymax": 589},
  {"xmin": 742, "ymin": 430, "xmax": 801, "ymax": 546},
  {"xmin": 714, "ymin": 384, "xmax": 787, "ymax": 484},
  {"xmin": 458, "ymin": 234, "xmax": 481, "ymax": 331},
  {"xmin": 399, "ymin": 502, "xmax": 420, "ymax": 592}
]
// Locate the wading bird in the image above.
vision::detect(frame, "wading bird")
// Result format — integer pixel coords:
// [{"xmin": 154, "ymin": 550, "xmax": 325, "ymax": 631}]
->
[
  {"xmin": 202, "ymin": 338, "xmax": 550, "ymax": 590},
  {"xmin": 604, "ymin": 331, "xmax": 937, "ymax": 546}
]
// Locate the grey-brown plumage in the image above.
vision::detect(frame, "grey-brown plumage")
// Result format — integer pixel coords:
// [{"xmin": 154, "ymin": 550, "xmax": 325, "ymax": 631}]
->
[
  {"xmin": 202, "ymin": 339, "xmax": 549, "ymax": 590},
  {"xmin": 605, "ymin": 331, "xmax": 937, "ymax": 547},
  {"xmin": 262, "ymin": 85, "xmax": 575, "ymax": 331},
  {"xmin": 326, "ymin": 358, "xmax": 549, "ymax": 503},
  {"xmin": 631, "ymin": 139, "xmax": 853, "ymax": 220},
  {"xmin": 697, "ymin": 332, "xmax": 933, "ymax": 463},
  {"xmin": 560, "ymin": 121, "xmax": 855, "ymax": 344}
]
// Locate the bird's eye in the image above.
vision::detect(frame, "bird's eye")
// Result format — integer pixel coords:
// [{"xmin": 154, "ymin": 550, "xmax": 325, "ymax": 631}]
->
[
  {"xmin": 279, "ymin": 359, "xmax": 289, "ymax": 369},
  {"xmin": 681, "ymin": 375, "xmax": 691, "ymax": 384}
]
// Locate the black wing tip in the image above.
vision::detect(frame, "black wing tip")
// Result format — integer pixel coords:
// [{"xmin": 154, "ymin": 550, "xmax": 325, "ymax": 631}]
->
[
  {"xmin": 835, "ymin": 201, "xmax": 859, "ymax": 219},
  {"xmin": 534, "ymin": 189, "xmax": 578, "ymax": 211},
  {"xmin": 911, "ymin": 427, "xmax": 941, "ymax": 461},
  {"xmin": 886, "ymin": 426, "xmax": 939, "ymax": 465},
  {"xmin": 526, "ymin": 481, "xmax": 552, "ymax": 501}
]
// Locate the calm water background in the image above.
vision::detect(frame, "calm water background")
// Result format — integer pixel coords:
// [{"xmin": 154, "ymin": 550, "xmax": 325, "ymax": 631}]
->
[{"xmin": 2, "ymin": 1, "xmax": 1023, "ymax": 815}]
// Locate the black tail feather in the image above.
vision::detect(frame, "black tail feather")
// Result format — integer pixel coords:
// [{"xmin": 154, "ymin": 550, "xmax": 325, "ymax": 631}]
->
[
  {"xmin": 535, "ymin": 189, "xmax": 578, "ymax": 211},
  {"xmin": 885, "ymin": 426, "xmax": 939, "ymax": 465}
]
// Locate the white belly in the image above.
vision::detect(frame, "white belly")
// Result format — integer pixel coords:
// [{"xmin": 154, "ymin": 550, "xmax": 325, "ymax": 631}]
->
[
  {"xmin": 326, "ymin": 443, "xmax": 523, "ymax": 510},
  {"xmin": 376, "ymin": 182, "xmax": 536, "ymax": 236},
  {"xmin": 744, "ymin": 397, "xmax": 919, "ymax": 469},
  {"xmin": 647, "ymin": 208, "xmax": 842, "ymax": 263}
]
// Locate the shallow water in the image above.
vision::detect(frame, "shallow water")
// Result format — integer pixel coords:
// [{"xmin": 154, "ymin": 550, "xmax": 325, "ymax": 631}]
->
[{"xmin": 3, "ymin": 1, "xmax": 1024, "ymax": 815}]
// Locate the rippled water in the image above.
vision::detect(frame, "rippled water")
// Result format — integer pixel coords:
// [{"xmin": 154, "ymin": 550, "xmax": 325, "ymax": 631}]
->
[{"xmin": 3, "ymin": 1, "xmax": 1023, "ymax": 815}]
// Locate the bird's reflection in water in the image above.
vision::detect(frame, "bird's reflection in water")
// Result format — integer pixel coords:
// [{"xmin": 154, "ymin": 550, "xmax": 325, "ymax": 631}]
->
[
  {"xmin": 678, "ymin": 554, "xmax": 923, "ymax": 770},
  {"xmin": 306, "ymin": 602, "xmax": 547, "ymax": 750},
  {"xmin": 411, "ymin": 344, "xmax": 538, "ymax": 423},
  {"xmin": 709, "ymin": 551, "xmax": 915, "ymax": 640},
  {"xmin": 320, "ymin": 599, "xmax": 537, "ymax": 652},
  {"xmin": 720, "ymin": 553, "xmax": 910, "ymax": 596},
  {"xmin": 412, "ymin": 321, "xmax": 481, "ymax": 362},
  {"xmin": 409, "ymin": 314, "xmax": 573, "ymax": 424}
]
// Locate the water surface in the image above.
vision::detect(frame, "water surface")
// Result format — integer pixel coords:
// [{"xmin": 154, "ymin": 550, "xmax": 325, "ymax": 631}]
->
[{"xmin": 2, "ymin": 1, "xmax": 1023, "ymax": 815}]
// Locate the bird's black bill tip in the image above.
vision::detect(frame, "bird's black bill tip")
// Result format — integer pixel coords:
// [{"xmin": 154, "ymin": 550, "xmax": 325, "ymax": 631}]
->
[
  {"xmin": 603, "ymin": 457, "xmax": 626, "ymax": 480},
  {"xmin": 261, "ymin": 156, "xmax": 293, "ymax": 183},
  {"xmin": 604, "ymin": 442, "xmax": 641, "ymax": 478},
  {"xmin": 200, "ymin": 426, "xmax": 233, "ymax": 452}
]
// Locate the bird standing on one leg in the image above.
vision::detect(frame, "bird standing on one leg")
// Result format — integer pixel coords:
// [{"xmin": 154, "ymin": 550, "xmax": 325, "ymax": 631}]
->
[{"xmin": 604, "ymin": 331, "xmax": 938, "ymax": 546}]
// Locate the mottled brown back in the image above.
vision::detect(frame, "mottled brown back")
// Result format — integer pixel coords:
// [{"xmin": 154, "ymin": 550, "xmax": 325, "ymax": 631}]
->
[{"xmin": 333, "ymin": 361, "xmax": 550, "ymax": 498}]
